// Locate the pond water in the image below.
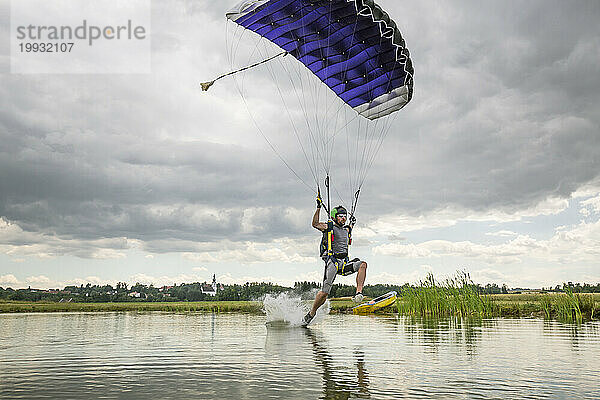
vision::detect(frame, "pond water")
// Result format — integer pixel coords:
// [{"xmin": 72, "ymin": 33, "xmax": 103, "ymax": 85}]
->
[{"xmin": 1, "ymin": 312, "xmax": 599, "ymax": 399}]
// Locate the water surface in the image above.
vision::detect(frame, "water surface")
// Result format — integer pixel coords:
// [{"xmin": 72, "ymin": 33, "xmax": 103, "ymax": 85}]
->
[{"xmin": 1, "ymin": 313, "xmax": 599, "ymax": 399}]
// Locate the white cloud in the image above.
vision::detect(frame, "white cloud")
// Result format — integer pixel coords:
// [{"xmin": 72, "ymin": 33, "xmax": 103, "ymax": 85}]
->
[
  {"xmin": 182, "ymin": 238, "xmax": 318, "ymax": 264},
  {"xmin": 374, "ymin": 219, "xmax": 600, "ymax": 266},
  {"xmin": 572, "ymin": 182, "xmax": 600, "ymax": 199},
  {"xmin": 486, "ymin": 230, "xmax": 518, "ymax": 237},
  {"xmin": 128, "ymin": 273, "xmax": 202, "ymax": 287},
  {"xmin": 580, "ymin": 194, "xmax": 600, "ymax": 217},
  {"xmin": 0, "ymin": 217, "xmax": 135, "ymax": 259},
  {"xmin": 369, "ymin": 196, "xmax": 570, "ymax": 236},
  {"xmin": 26, "ymin": 275, "xmax": 51, "ymax": 284},
  {"xmin": 470, "ymin": 268, "xmax": 509, "ymax": 284},
  {"xmin": 0, "ymin": 274, "xmax": 20, "ymax": 286}
]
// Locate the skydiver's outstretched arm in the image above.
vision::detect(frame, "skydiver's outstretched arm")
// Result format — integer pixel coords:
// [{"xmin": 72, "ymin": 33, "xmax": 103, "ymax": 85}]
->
[{"xmin": 312, "ymin": 206, "xmax": 327, "ymax": 232}]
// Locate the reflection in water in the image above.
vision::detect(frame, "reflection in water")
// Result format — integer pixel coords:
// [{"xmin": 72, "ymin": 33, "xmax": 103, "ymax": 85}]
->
[
  {"xmin": 1, "ymin": 313, "xmax": 599, "ymax": 399},
  {"xmin": 402, "ymin": 316, "xmax": 494, "ymax": 357},
  {"xmin": 264, "ymin": 325, "xmax": 370, "ymax": 399},
  {"xmin": 543, "ymin": 319, "xmax": 599, "ymax": 350},
  {"xmin": 303, "ymin": 328, "xmax": 370, "ymax": 400}
]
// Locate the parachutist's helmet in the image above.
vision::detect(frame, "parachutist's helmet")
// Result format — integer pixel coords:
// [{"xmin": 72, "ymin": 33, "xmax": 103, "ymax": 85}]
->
[{"xmin": 331, "ymin": 206, "xmax": 347, "ymax": 220}]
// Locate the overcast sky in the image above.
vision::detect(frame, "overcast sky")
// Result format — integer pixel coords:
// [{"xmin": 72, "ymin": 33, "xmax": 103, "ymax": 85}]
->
[{"xmin": 1, "ymin": 0, "xmax": 599, "ymax": 290}]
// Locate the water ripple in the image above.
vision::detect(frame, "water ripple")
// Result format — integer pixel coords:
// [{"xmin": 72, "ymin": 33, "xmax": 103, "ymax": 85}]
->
[{"xmin": 1, "ymin": 313, "xmax": 599, "ymax": 399}]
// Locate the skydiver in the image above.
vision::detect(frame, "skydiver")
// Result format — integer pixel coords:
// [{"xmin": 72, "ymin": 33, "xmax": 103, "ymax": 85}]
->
[{"xmin": 303, "ymin": 196, "xmax": 367, "ymax": 326}]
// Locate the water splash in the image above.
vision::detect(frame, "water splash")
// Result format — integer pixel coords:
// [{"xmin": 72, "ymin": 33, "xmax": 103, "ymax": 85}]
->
[{"xmin": 263, "ymin": 291, "xmax": 330, "ymax": 327}]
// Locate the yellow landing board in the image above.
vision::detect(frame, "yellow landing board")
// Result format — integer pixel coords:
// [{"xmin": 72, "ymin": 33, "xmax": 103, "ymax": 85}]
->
[{"xmin": 352, "ymin": 291, "xmax": 397, "ymax": 314}]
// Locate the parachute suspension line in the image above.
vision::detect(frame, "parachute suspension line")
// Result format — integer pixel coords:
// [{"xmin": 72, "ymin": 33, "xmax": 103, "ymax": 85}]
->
[
  {"xmin": 346, "ymin": 107, "xmax": 353, "ymax": 208},
  {"xmin": 350, "ymin": 188, "xmax": 361, "ymax": 221},
  {"xmin": 314, "ymin": 4, "xmax": 328, "ymax": 169},
  {"xmin": 272, "ymin": 7, "xmax": 329, "ymax": 186},
  {"xmin": 323, "ymin": 1, "xmax": 340, "ymax": 165},
  {"xmin": 360, "ymin": 119, "xmax": 383, "ymax": 189},
  {"xmin": 281, "ymin": 30, "xmax": 329, "ymax": 184},
  {"xmin": 229, "ymin": 20, "xmax": 329, "ymax": 194},
  {"xmin": 284, "ymin": 57, "xmax": 320, "ymax": 178},
  {"xmin": 235, "ymin": 79, "xmax": 314, "ymax": 193},
  {"xmin": 356, "ymin": 32, "xmax": 388, "ymax": 188},
  {"xmin": 325, "ymin": 175, "xmax": 334, "ymax": 256},
  {"xmin": 258, "ymin": 38, "xmax": 320, "ymax": 188},
  {"xmin": 274, "ymin": 51, "xmax": 320, "ymax": 180},
  {"xmin": 343, "ymin": 16, "xmax": 362, "ymax": 207},
  {"xmin": 297, "ymin": 5, "xmax": 326, "ymax": 178},
  {"xmin": 360, "ymin": 111, "xmax": 402, "ymax": 190},
  {"xmin": 324, "ymin": 3, "xmax": 345, "ymax": 184},
  {"xmin": 201, "ymin": 50, "xmax": 288, "ymax": 91},
  {"xmin": 353, "ymin": 116, "xmax": 364, "ymax": 204},
  {"xmin": 325, "ymin": 175, "xmax": 331, "ymax": 220},
  {"xmin": 357, "ymin": 46, "xmax": 408, "ymax": 190},
  {"xmin": 322, "ymin": 111, "xmax": 360, "ymax": 147},
  {"xmin": 358, "ymin": 117, "xmax": 381, "ymax": 188},
  {"xmin": 227, "ymin": 23, "xmax": 314, "ymax": 193},
  {"xmin": 317, "ymin": 185, "xmax": 330, "ymax": 216}
]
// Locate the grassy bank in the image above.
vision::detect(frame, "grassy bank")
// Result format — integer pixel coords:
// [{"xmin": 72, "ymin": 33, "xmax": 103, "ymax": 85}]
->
[
  {"xmin": 0, "ymin": 301, "xmax": 264, "ymax": 314},
  {"xmin": 2, "ymin": 292, "xmax": 598, "ymax": 322},
  {"xmin": 0, "ymin": 299, "xmax": 358, "ymax": 314},
  {"xmin": 490, "ymin": 292, "xmax": 598, "ymax": 321}
]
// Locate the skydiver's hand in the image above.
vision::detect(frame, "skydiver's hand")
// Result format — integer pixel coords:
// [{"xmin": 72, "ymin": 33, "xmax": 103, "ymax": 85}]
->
[
  {"xmin": 349, "ymin": 215, "xmax": 356, "ymax": 226},
  {"xmin": 316, "ymin": 194, "xmax": 323, "ymax": 209}
]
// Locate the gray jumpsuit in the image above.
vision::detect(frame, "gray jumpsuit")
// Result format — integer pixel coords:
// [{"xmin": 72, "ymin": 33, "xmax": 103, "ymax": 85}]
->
[{"xmin": 321, "ymin": 223, "xmax": 362, "ymax": 294}]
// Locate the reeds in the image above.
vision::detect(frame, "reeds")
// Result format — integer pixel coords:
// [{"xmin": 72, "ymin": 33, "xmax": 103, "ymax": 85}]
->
[
  {"xmin": 552, "ymin": 289, "xmax": 582, "ymax": 322},
  {"xmin": 397, "ymin": 271, "xmax": 498, "ymax": 318},
  {"xmin": 396, "ymin": 273, "xmax": 599, "ymax": 322}
]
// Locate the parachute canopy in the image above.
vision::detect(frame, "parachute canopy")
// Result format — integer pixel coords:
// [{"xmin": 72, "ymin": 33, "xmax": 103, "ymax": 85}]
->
[{"xmin": 227, "ymin": 0, "xmax": 414, "ymax": 120}]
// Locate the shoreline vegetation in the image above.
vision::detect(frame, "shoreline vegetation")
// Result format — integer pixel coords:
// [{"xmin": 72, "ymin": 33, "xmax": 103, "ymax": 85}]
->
[
  {"xmin": 396, "ymin": 272, "xmax": 598, "ymax": 323},
  {"xmin": 1, "ymin": 273, "xmax": 597, "ymax": 322},
  {"xmin": 1, "ymin": 294, "xmax": 598, "ymax": 322}
]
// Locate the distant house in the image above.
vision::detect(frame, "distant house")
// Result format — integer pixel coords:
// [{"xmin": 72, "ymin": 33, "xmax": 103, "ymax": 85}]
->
[
  {"xmin": 201, "ymin": 274, "xmax": 218, "ymax": 296},
  {"xmin": 128, "ymin": 292, "xmax": 142, "ymax": 298}
]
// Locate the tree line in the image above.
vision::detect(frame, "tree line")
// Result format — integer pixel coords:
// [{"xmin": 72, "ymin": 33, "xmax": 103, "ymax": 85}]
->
[{"xmin": 1, "ymin": 281, "xmax": 599, "ymax": 303}]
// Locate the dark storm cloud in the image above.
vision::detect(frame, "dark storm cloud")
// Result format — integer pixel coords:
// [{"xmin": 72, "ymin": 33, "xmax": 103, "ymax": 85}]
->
[
  {"xmin": 359, "ymin": 0, "xmax": 600, "ymax": 217},
  {"xmin": 1, "ymin": 0, "xmax": 599, "ymax": 257}
]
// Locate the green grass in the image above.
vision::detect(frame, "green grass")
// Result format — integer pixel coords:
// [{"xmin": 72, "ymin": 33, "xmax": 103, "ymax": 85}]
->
[
  {"xmin": 2, "ymin": 290, "xmax": 597, "ymax": 322},
  {"xmin": 0, "ymin": 301, "xmax": 263, "ymax": 314},
  {"xmin": 488, "ymin": 292, "xmax": 598, "ymax": 321}
]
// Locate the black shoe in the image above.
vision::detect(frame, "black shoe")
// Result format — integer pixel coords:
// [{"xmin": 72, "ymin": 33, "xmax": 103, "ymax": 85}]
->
[{"xmin": 302, "ymin": 312, "xmax": 314, "ymax": 327}]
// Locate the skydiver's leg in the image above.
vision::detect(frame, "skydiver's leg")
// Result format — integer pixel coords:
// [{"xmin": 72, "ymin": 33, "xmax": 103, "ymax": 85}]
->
[
  {"xmin": 310, "ymin": 259, "xmax": 337, "ymax": 316},
  {"xmin": 310, "ymin": 290, "xmax": 328, "ymax": 316},
  {"xmin": 356, "ymin": 261, "xmax": 367, "ymax": 293},
  {"xmin": 346, "ymin": 258, "xmax": 367, "ymax": 294}
]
